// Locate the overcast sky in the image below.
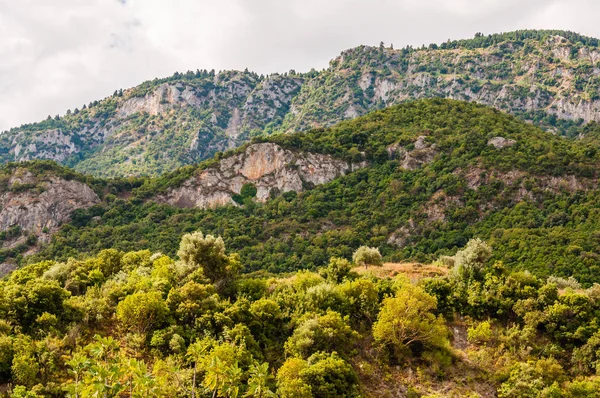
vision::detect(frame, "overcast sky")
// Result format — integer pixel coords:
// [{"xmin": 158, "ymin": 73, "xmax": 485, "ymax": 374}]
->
[{"xmin": 1, "ymin": 0, "xmax": 599, "ymax": 131}]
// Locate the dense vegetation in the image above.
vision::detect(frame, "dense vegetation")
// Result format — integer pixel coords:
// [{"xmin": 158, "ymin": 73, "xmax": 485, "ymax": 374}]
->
[
  {"xmin": 2, "ymin": 30, "xmax": 600, "ymax": 177},
  {"xmin": 3, "ymin": 28, "xmax": 600, "ymax": 396},
  {"xmin": 21, "ymin": 99, "xmax": 600, "ymax": 287},
  {"xmin": 2, "ymin": 231, "xmax": 600, "ymax": 396}
]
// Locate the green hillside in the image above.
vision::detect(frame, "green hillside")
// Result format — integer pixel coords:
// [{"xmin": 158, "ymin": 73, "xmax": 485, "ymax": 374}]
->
[
  {"xmin": 14, "ymin": 99, "xmax": 599, "ymax": 287},
  {"xmin": 1, "ymin": 98, "xmax": 600, "ymax": 396}
]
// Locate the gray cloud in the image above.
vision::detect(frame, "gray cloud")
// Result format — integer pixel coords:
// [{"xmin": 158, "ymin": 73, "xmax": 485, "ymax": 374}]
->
[{"xmin": 0, "ymin": 0, "xmax": 598, "ymax": 131}]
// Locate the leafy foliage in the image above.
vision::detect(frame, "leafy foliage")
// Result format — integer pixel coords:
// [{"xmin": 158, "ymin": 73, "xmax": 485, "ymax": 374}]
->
[{"xmin": 0, "ymin": 233, "xmax": 599, "ymax": 395}]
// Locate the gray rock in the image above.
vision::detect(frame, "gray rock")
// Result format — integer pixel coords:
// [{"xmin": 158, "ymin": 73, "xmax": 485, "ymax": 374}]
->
[
  {"xmin": 156, "ymin": 143, "xmax": 365, "ymax": 209},
  {"xmin": 487, "ymin": 136, "xmax": 516, "ymax": 149},
  {"xmin": 0, "ymin": 171, "xmax": 100, "ymax": 235}
]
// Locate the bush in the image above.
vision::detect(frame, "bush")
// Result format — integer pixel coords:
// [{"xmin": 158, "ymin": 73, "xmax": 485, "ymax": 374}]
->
[
  {"xmin": 451, "ymin": 238, "xmax": 492, "ymax": 281},
  {"xmin": 320, "ymin": 257, "xmax": 353, "ymax": 284},
  {"xmin": 373, "ymin": 283, "xmax": 449, "ymax": 358},
  {"xmin": 285, "ymin": 311, "xmax": 359, "ymax": 359},
  {"xmin": 467, "ymin": 321, "xmax": 494, "ymax": 345},
  {"xmin": 300, "ymin": 352, "xmax": 359, "ymax": 398},
  {"xmin": 546, "ymin": 275, "xmax": 581, "ymax": 290},
  {"xmin": 116, "ymin": 291, "xmax": 169, "ymax": 334}
]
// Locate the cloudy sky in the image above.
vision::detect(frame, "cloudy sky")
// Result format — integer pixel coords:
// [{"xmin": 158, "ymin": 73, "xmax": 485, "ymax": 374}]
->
[{"xmin": 0, "ymin": 0, "xmax": 598, "ymax": 131}]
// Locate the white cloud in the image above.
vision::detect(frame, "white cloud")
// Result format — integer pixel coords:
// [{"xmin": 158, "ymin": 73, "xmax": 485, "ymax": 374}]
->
[{"xmin": 0, "ymin": 0, "xmax": 598, "ymax": 131}]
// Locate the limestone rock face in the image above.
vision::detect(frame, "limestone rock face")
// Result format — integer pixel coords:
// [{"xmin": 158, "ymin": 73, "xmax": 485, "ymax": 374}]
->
[
  {"xmin": 156, "ymin": 143, "xmax": 362, "ymax": 209},
  {"xmin": 488, "ymin": 136, "xmax": 517, "ymax": 149},
  {"xmin": 117, "ymin": 83, "xmax": 203, "ymax": 118},
  {"xmin": 10, "ymin": 129, "xmax": 80, "ymax": 162},
  {"xmin": 0, "ymin": 171, "xmax": 100, "ymax": 235}
]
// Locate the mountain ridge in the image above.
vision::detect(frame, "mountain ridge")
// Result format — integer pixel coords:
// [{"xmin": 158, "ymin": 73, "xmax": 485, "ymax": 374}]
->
[{"xmin": 3, "ymin": 29, "xmax": 600, "ymax": 177}]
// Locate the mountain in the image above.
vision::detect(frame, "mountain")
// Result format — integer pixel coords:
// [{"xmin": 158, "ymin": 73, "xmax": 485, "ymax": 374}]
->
[
  {"xmin": 2, "ymin": 99, "xmax": 597, "ymax": 287},
  {"xmin": 3, "ymin": 30, "xmax": 600, "ymax": 177},
  {"xmin": 2, "ymin": 101, "xmax": 600, "ymax": 397}
]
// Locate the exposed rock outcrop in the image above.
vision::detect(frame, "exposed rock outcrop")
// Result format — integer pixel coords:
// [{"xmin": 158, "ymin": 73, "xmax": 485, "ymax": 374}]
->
[
  {"xmin": 0, "ymin": 171, "xmax": 100, "ymax": 235},
  {"xmin": 388, "ymin": 136, "xmax": 438, "ymax": 170},
  {"xmin": 487, "ymin": 136, "xmax": 516, "ymax": 149},
  {"xmin": 156, "ymin": 143, "xmax": 363, "ymax": 209},
  {"xmin": 455, "ymin": 167, "xmax": 595, "ymax": 195}
]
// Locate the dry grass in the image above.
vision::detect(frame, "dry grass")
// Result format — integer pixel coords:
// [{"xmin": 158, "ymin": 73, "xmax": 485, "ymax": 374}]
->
[{"xmin": 353, "ymin": 262, "xmax": 448, "ymax": 282}]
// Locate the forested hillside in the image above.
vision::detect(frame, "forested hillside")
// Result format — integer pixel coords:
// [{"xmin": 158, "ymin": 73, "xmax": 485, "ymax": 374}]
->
[
  {"xmin": 3, "ymin": 30, "xmax": 600, "ymax": 177},
  {"xmin": 0, "ymin": 99, "xmax": 594, "ymax": 289},
  {"xmin": 0, "ymin": 96, "xmax": 598, "ymax": 396}
]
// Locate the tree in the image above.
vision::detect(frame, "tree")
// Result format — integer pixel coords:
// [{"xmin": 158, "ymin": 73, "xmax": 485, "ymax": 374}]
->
[
  {"xmin": 4, "ymin": 279, "xmax": 71, "ymax": 330},
  {"xmin": 96, "ymin": 249, "xmax": 123, "ymax": 276},
  {"xmin": 373, "ymin": 283, "xmax": 448, "ymax": 357},
  {"xmin": 9, "ymin": 386, "xmax": 43, "ymax": 398},
  {"xmin": 245, "ymin": 362, "xmax": 276, "ymax": 398},
  {"xmin": 572, "ymin": 329, "xmax": 600, "ymax": 374},
  {"xmin": 65, "ymin": 352, "xmax": 89, "ymax": 398},
  {"xmin": 285, "ymin": 311, "xmax": 358, "ymax": 359},
  {"xmin": 79, "ymin": 336, "xmax": 125, "ymax": 398},
  {"xmin": 451, "ymin": 238, "xmax": 492, "ymax": 281},
  {"xmin": 167, "ymin": 281, "xmax": 218, "ymax": 326},
  {"xmin": 498, "ymin": 359, "xmax": 565, "ymax": 398},
  {"xmin": 232, "ymin": 182, "xmax": 258, "ymax": 207},
  {"xmin": 203, "ymin": 357, "xmax": 242, "ymax": 398},
  {"xmin": 0, "ymin": 334, "xmax": 13, "ymax": 382},
  {"xmin": 187, "ymin": 338, "xmax": 213, "ymax": 398},
  {"xmin": 11, "ymin": 335, "xmax": 38, "ymax": 388},
  {"xmin": 177, "ymin": 231, "xmax": 241, "ymax": 290},
  {"xmin": 199, "ymin": 341, "xmax": 248, "ymax": 398},
  {"xmin": 320, "ymin": 257, "xmax": 352, "ymax": 283},
  {"xmin": 276, "ymin": 358, "xmax": 312, "ymax": 398},
  {"xmin": 338, "ymin": 278, "xmax": 380, "ymax": 327},
  {"xmin": 300, "ymin": 352, "xmax": 359, "ymax": 398},
  {"xmin": 352, "ymin": 246, "xmax": 383, "ymax": 270},
  {"xmin": 116, "ymin": 291, "xmax": 168, "ymax": 334},
  {"xmin": 240, "ymin": 183, "xmax": 258, "ymax": 199}
]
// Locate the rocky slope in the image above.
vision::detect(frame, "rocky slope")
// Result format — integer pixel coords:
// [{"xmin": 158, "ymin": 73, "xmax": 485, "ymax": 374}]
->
[
  {"xmin": 0, "ymin": 165, "xmax": 100, "ymax": 275},
  {"xmin": 0, "ymin": 71, "xmax": 304, "ymax": 177},
  {"xmin": 2, "ymin": 30, "xmax": 600, "ymax": 177},
  {"xmin": 156, "ymin": 143, "xmax": 363, "ymax": 208},
  {"xmin": 280, "ymin": 33, "xmax": 600, "ymax": 133},
  {"xmin": 0, "ymin": 172, "xmax": 99, "ymax": 236}
]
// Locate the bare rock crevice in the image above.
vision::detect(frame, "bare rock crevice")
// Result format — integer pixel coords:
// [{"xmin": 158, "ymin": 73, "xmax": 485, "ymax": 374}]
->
[{"xmin": 156, "ymin": 143, "xmax": 364, "ymax": 209}]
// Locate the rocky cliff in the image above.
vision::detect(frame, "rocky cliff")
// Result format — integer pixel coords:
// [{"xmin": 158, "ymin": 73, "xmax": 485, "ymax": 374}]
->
[
  {"xmin": 0, "ymin": 169, "xmax": 99, "ymax": 237},
  {"xmin": 156, "ymin": 143, "xmax": 362, "ymax": 208},
  {"xmin": 3, "ymin": 30, "xmax": 600, "ymax": 177},
  {"xmin": 0, "ymin": 166, "xmax": 100, "ymax": 275},
  {"xmin": 0, "ymin": 71, "xmax": 304, "ymax": 177}
]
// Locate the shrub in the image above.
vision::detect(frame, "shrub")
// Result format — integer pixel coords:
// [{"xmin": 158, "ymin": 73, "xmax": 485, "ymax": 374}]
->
[
  {"xmin": 373, "ymin": 283, "xmax": 449, "ymax": 358},
  {"xmin": 285, "ymin": 311, "xmax": 358, "ymax": 359},
  {"xmin": 116, "ymin": 291, "xmax": 169, "ymax": 334}
]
